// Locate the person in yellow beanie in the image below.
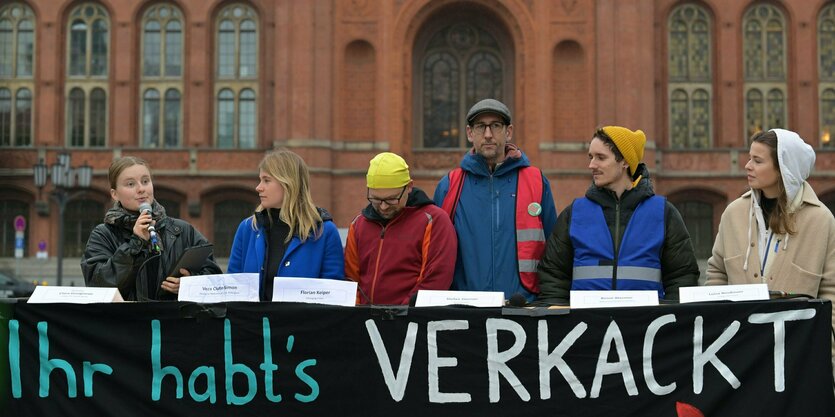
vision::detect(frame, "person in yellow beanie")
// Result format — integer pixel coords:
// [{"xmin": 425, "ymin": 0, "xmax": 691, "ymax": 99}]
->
[
  {"xmin": 344, "ymin": 152, "xmax": 457, "ymax": 305},
  {"xmin": 535, "ymin": 126, "xmax": 699, "ymax": 305}
]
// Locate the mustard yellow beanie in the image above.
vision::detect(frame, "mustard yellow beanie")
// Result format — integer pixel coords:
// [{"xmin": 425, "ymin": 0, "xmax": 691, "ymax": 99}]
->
[
  {"xmin": 602, "ymin": 126, "xmax": 646, "ymax": 177},
  {"xmin": 367, "ymin": 152, "xmax": 411, "ymax": 189}
]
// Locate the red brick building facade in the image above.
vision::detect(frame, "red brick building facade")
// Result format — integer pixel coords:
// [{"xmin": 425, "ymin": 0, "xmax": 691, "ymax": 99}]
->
[{"xmin": 1, "ymin": 0, "xmax": 834, "ymax": 271}]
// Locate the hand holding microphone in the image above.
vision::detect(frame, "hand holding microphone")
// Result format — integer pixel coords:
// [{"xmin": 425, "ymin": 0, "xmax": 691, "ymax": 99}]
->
[{"xmin": 137, "ymin": 202, "xmax": 161, "ymax": 253}]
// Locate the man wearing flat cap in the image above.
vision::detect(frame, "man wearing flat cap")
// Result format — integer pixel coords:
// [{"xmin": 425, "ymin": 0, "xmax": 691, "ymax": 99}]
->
[
  {"xmin": 535, "ymin": 126, "xmax": 699, "ymax": 305},
  {"xmin": 434, "ymin": 98, "xmax": 557, "ymax": 302},
  {"xmin": 345, "ymin": 152, "xmax": 457, "ymax": 305}
]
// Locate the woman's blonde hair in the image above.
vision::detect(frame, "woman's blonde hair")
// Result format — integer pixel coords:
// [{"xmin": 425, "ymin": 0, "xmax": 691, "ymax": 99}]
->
[
  {"xmin": 750, "ymin": 130, "xmax": 796, "ymax": 235},
  {"xmin": 252, "ymin": 149, "xmax": 322, "ymax": 242}
]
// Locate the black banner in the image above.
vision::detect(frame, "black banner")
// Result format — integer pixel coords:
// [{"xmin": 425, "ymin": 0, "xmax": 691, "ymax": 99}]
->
[{"xmin": 1, "ymin": 299, "xmax": 833, "ymax": 416}]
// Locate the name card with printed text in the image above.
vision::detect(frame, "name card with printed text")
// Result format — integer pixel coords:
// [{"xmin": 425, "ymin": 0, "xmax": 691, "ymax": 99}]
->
[
  {"xmin": 415, "ymin": 290, "xmax": 505, "ymax": 307},
  {"xmin": 178, "ymin": 273, "xmax": 260, "ymax": 303},
  {"xmin": 679, "ymin": 283, "xmax": 769, "ymax": 303},
  {"xmin": 570, "ymin": 290, "xmax": 659, "ymax": 309},
  {"xmin": 273, "ymin": 277, "xmax": 357, "ymax": 306},
  {"xmin": 28, "ymin": 286, "xmax": 124, "ymax": 304}
]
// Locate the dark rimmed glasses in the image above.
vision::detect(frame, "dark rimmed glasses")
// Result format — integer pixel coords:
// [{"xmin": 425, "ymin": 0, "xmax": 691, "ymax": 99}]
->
[
  {"xmin": 471, "ymin": 121, "xmax": 506, "ymax": 135},
  {"xmin": 367, "ymin": 185, "xmax": 408, "ymax": 206}
]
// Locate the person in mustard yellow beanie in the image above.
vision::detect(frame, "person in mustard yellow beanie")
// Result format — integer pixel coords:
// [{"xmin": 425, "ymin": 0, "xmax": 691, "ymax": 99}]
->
[
  {"xmin": 535, "ymin": 126, "xmax": 699, "ymax": 305},
  {"xmin": 344, "ymin": 152, "xmax": 457, "ymax": 305}
]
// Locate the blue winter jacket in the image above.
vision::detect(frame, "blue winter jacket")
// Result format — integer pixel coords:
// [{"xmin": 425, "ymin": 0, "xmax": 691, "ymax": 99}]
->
[
  {"xmin": 227, "ymin": 215, "xmax": 345, "ymax": 285},
  {"xmin": 434, "ymin": 148, "xmax": 557, "ymax": 300}
]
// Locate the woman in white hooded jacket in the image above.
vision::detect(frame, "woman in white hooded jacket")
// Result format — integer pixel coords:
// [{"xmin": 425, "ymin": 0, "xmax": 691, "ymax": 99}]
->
[{"xmin": 707, "ymin": 128, "xmax": 835, "ymax": 375}]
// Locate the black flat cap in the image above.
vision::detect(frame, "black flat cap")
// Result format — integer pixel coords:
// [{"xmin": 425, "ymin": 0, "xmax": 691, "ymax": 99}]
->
[{"xmin": 466, "ymin": 99, "xmax": 511, "ymax": 125}]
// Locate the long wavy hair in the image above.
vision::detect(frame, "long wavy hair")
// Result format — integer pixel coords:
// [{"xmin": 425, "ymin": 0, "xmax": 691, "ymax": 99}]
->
[
  {"xmin": 251, "ymin": 149, "xmax": 322, "ymax": 242},
  {"xmin": 750, "ymin": 130, "xmax": 796, "ymax": 235}
]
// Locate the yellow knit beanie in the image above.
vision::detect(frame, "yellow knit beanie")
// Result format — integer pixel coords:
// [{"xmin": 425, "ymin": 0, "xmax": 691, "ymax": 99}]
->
[
  {"xmin": 367, "ymin": 152, "xmax": 411, "ymax": 189},
  {"xmin": 602, "ymin": 126, "xmax": 646, "ymax": 178}
]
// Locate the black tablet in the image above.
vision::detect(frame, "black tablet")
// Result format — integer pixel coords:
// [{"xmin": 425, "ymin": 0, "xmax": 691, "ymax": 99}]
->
[{"xmin": 168, "ymin": 244, "xmax": 214, "ymax": 277}]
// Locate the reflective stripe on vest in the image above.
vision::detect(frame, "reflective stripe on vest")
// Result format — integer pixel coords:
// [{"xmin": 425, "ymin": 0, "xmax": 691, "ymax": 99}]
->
[
  {"xmin": 569, "ymin": 196, "xmax": 665, "ymax": 297},
  {"xmin": 441, "ymin": 166, "xmax": 546, "ymax": 294}
]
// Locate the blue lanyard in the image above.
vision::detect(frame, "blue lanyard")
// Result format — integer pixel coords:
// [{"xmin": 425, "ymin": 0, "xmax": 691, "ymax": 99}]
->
[{"xmin": 761, "ymin": 232, "xmax": 774, "ymax": 276}]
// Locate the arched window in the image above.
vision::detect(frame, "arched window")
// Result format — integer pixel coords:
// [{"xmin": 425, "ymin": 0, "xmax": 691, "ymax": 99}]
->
[
  {"xmin": 415, "ymin": 18, "xmax": 512, "ymax": 149},
  {"xmin": 0, "ymin": 88, "xmax": 9, "ymax": 146},
  {"xmin": 743, "ymin": 4, "xmax": 787, "ymax": 138},
  {"xmin": 820, "ymin": 4, "xmax": 835, "ymax": 147},
  {"xmin": 214, "ymin": 4, "xmax": 258, "ymax": 148},
  {"xmin": 667, "ymin": 4, "xmax": 712, "ymax": 149},
  {"xmin": 140, "ymin": 3, "xmax": 183, "ymax": 148},
  {"xmin": 0, "ymin": 3, "xmax": 34, "ymax": 77},
  {"xmin": 0, "ymin": 85, "xmax": 32, "ymax": 147},
  {"xmin": 64, "ymin": 199, "xmax": 103, "ymax": 257},
  {"xmin": 156, "ymin": 197, "xmax": 181, "ymax": 219},
  {"xmin": 66, "ymin": 3, "xmax": 109, "ymax": 147},
  {"xmin": 0, "ymin": 3, "xmax": 35, "ymax": 147},
  {"xmin": 673, "ymin": 200, "xmax": 714, "ymax": 259},
  {"xmin": 0, "ymin": 199, "xmax": 29, "ymax": 257},
  {"xmin": 66, "ymin": 85, "xmax": 106, "ymax": 147},
  {"xmin": 213, "ymin": 199, "xmax": 252, "ymax": 259}
]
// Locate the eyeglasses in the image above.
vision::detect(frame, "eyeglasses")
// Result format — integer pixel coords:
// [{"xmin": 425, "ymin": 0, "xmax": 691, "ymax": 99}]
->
[
  {"xmin": 367, "ymin": 185, "xmax": 407, "ymax": 206},
  {"xmin": 471, "ymin": 121, "xmax": 506, "ymax": 135}
]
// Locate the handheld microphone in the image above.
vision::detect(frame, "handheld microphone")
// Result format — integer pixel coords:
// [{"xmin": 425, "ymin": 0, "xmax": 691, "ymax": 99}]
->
[{"xmin": 138, "ymin": 202, "xmax": 161, "ymax": 253}]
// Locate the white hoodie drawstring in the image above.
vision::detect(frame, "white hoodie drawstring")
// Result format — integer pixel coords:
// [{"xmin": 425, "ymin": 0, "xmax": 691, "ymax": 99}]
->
[{"xmin": 743, "ymin": 198, "xmax": 753, "ymax": 272}]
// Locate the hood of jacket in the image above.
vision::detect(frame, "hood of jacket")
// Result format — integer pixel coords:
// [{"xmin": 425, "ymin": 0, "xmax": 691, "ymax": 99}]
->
[
  {"xmin": 460, "ymin": 143, "xmax": 530, "ymax": 177},
  {"xmin": 773, "ymin": 128, "xmax": 815, "ymax": 205},
  {"xmin": 361, "ymin": 187, "xmax": 434, "ymax": 222}
]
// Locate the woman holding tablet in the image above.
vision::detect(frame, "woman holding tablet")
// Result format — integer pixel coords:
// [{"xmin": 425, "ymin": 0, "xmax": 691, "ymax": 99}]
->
[
  {"xmin": 227, "ymin": 149, "xmax": 344, "ymax": 301},
  {"xmin": 82, "ymin": 156, "xmax": 222, "ymax": 300}
]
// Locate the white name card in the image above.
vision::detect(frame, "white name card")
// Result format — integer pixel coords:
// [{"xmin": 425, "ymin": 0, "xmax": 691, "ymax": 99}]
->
[
  {"xmin": 570, "ymin": 290, "xmax": 659, "ymax": 309},
  {"xmin": 179, "ymin": 273, "xmax": 260, "ymax": 303},
  {"xmin": 679, "ymin": 283, "xmax": 769, "ymax": 303},
  {"xmin": 415, "ymin": 290, "xmax": 505, "ymax": 307},
  {"xmin": 28, "ymin": 286, "xmax": 124, "ymax": 304},
  {"xmin": 273, "ymin": 277, "xmax": 357, "ymax": 306}
]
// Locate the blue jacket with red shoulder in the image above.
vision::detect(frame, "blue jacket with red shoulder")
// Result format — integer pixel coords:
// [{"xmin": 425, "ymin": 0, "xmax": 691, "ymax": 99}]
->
[{"xmin": 434, "ymin": 146, "xmax": 557, "ymax": 300}]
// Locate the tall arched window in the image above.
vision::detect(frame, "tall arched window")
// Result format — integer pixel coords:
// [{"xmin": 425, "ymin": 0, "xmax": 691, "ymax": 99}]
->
[
  {"xmin": 214, "ymin": 4, "xmax": 258, "ymax": 149},
  {"xmin": 156, "ymin": 198, "xmax": 181, "ymax": 219},
  {"xmin": 415, "ymin": 18, "xmax": 512, "ymax": 149},
  {"xmin": 820, "ymin": 4, "xmax": 835, "ymax": 147},
  {"xmin": 673, "ymin": 200, "xmax": 714, "ymax": 259},
  {"xmin": 140, "ymin": 3, "xmax": 183, "ymax": 148},
  {"xmin": 213, "ymin": 199, "xmax": 252, "ymax": 258},
  {"xmin": 0, "ymin": 2, "xmax": 35, "ymax": 147},
  {"xmin": 66, "ymin": 3, "xmax": 109, "ymax": 147},
  {"xmin": 743, "ymin": 4, "xmax": 787, "ymax": 138},
  {"xmin": 64, "ymin": 199, "xmax": 103, "ymax": 257},
  {"xmin": 667, "ymin": 4, "xmax": 712, "ymax": 149}
]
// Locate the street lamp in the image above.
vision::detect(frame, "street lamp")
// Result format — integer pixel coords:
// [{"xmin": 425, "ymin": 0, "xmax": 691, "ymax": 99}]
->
[{"xmin": 33, "ymin": 152, "xmax": 92, "ymax": 286}]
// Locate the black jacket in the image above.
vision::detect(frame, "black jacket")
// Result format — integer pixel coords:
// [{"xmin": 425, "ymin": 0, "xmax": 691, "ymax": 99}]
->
[
  {"xmin": 81, "ymin": 201, "xmax": 222, "ymax": 301},
  {"xmin": 535, "ymin": 164, "xmax": 699, "ymax": 305}
]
